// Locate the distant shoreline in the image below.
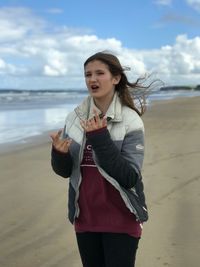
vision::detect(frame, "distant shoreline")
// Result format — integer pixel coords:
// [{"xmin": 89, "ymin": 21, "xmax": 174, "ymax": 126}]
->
[
  {"xmin": 0, "ymin": 84, "xmax": 200, "ymax": 93},
  {"xmin": 0, "ymin": 88, "xmax": 87, "ymax": 93},
  {"xmin": 160, "ymin": 85, "xmax": 200, "ymax": 91}
]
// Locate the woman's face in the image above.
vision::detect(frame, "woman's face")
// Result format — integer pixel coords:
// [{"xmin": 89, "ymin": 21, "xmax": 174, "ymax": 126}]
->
[{"xmin": 84, "ymin": 60, "xmax": 120, "ymax": 101}]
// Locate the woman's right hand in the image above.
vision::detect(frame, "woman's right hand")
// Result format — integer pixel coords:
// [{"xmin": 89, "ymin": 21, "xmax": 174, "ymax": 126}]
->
[{"xmin": 50, "ymin": 129, "xmax": 72, "ymax": 153}]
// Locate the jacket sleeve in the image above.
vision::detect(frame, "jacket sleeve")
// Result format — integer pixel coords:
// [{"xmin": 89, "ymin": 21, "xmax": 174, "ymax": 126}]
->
[
  {"xmin": 51, "ymin": 146, "xmax": 73, "ymax": 178},
  {"xmin": 86, "ymin": 127, "xmax": 144, "ymax": 189}
]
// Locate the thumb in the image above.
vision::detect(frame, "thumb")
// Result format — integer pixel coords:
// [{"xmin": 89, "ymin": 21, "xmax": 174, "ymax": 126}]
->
[
  {"xmin": 50, "ymin": 129, "xmax": 62, "ymax": 141},
  {"xmin": 102, "ymin": 116, "xmax": 107, "ymax": 127}
]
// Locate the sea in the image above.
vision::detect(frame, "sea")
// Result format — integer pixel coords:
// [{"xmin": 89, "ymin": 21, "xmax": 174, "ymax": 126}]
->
[{"xmin": 0, "ymin": 88, "xmax": 200, "ymax": 148}]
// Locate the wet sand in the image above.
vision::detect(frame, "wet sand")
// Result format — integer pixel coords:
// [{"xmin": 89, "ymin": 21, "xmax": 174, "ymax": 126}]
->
[{"xmin": 0, "ymin": 97, "xmax": 200, "ymax": 267}]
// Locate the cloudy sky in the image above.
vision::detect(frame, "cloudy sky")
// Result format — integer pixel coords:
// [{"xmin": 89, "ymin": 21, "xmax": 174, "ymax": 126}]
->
[{"xmin": 0, "ymin": 0, "xmax": 200, "ymax": 89}]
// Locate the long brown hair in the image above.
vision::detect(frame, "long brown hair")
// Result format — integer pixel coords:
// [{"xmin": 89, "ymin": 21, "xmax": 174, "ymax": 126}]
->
[{"xmin": 84, "ymin": 51, "xmax": 159, "ymax": 116}]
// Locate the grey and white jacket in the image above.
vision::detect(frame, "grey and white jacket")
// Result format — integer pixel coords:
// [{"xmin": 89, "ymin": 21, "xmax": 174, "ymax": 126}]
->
[{"xmin": 51, "ymin": 92, "xmax": 148, "ymax": 223}]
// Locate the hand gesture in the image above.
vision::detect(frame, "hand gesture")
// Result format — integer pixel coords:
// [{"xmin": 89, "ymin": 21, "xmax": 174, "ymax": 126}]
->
[
  {"xmin": 50, "ymin": 129, "xmax": 72, "ymax": 153},
  {"xmin": 80, "ymin": 109, "xmax": 107, "ymax": 132}
]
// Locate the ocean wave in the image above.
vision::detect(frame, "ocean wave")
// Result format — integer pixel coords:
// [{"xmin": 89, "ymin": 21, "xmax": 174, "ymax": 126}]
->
[
  {"xmin": 0, "ymin": 89, "xmax": 200, "ymax": 146},
  {"xmin": 0, "ymin": 89, "xmax": 87, "ymax": 110}
]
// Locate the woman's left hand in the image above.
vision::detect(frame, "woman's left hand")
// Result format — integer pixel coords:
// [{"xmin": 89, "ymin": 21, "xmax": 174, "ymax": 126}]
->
[{"xmin": 80, "ymin": 109, "xmax": 107, "ymax": 132}]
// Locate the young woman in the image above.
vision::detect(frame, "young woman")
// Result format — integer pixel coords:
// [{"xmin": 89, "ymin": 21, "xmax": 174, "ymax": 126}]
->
[{"xmin": 50, "ymin": 52, "xmax": 149, "ymax": 267}]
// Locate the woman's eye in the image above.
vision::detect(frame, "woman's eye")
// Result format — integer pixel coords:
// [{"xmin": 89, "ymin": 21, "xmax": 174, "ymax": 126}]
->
[{"xmin": 85, "ymin": 71, "xmax": 104, "ymax": 77}]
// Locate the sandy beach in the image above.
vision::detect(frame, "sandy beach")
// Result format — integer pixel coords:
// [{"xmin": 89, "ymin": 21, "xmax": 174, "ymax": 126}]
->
[{"xmin": 0, "ymin": 97, "xmax": 200, "ymax": 267}]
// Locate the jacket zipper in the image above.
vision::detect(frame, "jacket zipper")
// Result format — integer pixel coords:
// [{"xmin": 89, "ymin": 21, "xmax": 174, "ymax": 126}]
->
[
  {"xmin": 73, "ymin": 97, "xmax": 91, "ymax": 221},
  {"xmin": 120, "ymin": 190, "xmax": 140, "ymax": 222},
  {"xmin": 95, "ymin": 161, "xmax": 141, "ymax": 222},
  {"xmin": 73, "ymin": 133, "xmax": 86, "ymax": 221}
]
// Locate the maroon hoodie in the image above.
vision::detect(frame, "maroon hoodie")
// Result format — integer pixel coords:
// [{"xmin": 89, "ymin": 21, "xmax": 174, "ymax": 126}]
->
[{"xmin": 75, "ymin": 129, "xmax": 142, "ymax": 238}]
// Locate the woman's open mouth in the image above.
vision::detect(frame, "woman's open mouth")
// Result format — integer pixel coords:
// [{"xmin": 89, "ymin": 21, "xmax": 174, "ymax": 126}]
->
[{"xmin": 91, "ymin": 85, "xmax": 99, "ymax": 92}]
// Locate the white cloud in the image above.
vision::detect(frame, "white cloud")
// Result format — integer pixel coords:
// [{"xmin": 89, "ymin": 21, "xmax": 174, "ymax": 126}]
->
[
  {"xmin": 0, "ymin": 7, "xmax": 200, "ymax": 88},
  {"xmin": 0, "ymin": 57, "xmax": 27, "ymax": 75},
  {"xmin": 154, "ymin": 0, "xmax": 172, "ymax": 6},
  {"xmin": 43, "ymin": 50, "xmax": 68, "ymax": 76},
  {"xmin": 186, "ymin": 0, "xmax": 200, "ymax": 12},
  {"xmin": 0, "ymin": 7, "xmax": 46, "ymax": 42},
  {"xmin": 46, "ymin": 8, "xmax": 63, "ymax": 14},
  {"xmin": 139, "ymin": 34, "xmax": 200, "ymax": 85}
]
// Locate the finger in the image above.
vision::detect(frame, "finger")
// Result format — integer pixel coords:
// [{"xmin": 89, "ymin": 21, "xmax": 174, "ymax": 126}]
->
[
  {"xmin": 50, "ymin": 132, "xmax": 57, "ymax": 141},
  {"xmin": 56, "ymin": 129, "xmax": 63, "ymax": 140},
  {"xmin": 60, "ymin": 140, "xmax": 71, "ymax": 152},
  {"xmin": 55, "ymin": 139, "xmax": 70, "ymax": 152},
  {"xmin": 65, "ymin": 139, "xmax": 73, "ymax": 150},
  {"xmin": 65, "ymin": 139, "xmax": 72, "ymax": 147},
  {"xmin": 50, "ymin": 131, "xmax": 58, "ymax": 140},
  {"xmin": 53, "ymin": 139, "xmax": 64, "ymax": 151},
  {"xmin": 84, "ymin": 120, "xmax": 91, "ymax": 132},
  {"xmin": 88, "ymin": 118, "xmax": 97, "ymax": 129},
  {"xmin": 51, "ymin": 129, "xmax": 62, "ymax": 141},
  {"xmin": 80, "ymin": 120, "xmax": 92, "ymax": 132},
  {"xmin": 102, "ymin": 116, "xmax": 107, "ymax": 128},
  {"xmin": 93, "ymin": 109, "xmax": 101, "ymax": 127}
]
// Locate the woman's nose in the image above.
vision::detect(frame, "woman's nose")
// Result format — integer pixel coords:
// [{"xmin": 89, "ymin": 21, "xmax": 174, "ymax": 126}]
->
[{"xmin": 90, "ymin": 74, "xmax": 97, "ymax": 81}]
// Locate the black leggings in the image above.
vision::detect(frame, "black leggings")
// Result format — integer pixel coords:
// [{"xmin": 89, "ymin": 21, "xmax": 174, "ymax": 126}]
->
[{"xmin": 76, "ymin": 232, "xmax": 140, "ymax": 267}]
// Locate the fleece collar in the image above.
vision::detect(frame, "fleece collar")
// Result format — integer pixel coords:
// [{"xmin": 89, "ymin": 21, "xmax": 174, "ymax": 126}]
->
[{"xmin": 74, "ymin": 92, "xmax": 123, "ymax": 122}]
